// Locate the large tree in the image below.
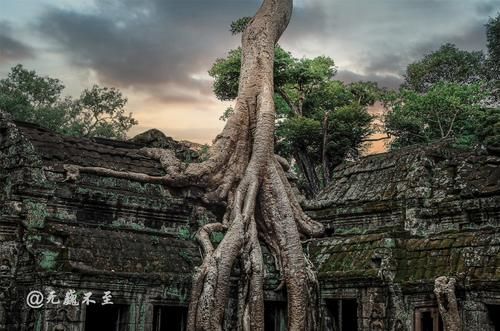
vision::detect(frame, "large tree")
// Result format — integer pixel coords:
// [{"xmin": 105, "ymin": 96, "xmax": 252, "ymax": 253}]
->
[
  {"xmin": 71, "ymin": 0, "xmax": 324, "ymax": 329},
  {"xmin": 402, "ymin": 43, "xmax": 485, "ymax": 93},
  {"xmin": 487, "ymin": 13, "xmax": 500, "ymax": 79},
  {"xmin": 182, "ymin": 2, "xmax": 324, "ymax": 328},
  {"xmin": 385, "ymin": 20, "xmax": 500, "ymax": 150},
  {"xmin": 210, "ymin": 36, "xmax": 377, "ymax": 197},
  {"xmin": 0, "ymin": 65, "xmax": 137, "ymax": 139},
  {"xmin": 385, "ymin": 82, "xmax": 488, "ymax": 148}
]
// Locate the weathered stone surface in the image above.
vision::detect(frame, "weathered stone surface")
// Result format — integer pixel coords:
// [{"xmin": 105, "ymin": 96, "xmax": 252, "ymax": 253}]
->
[
  {"xmin": 0, "ymin": 116, "xmax": 208, "ymax": 330},
  {"xmin": 307, "ymin": 142, "xmax": 500, "ymax": 330},
  {"xmin": 1, "ymin": 113, "xmax": 499, "ymax": 330}
]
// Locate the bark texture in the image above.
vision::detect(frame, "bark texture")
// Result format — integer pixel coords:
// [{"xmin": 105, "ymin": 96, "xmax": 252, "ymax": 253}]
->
[
  {"xmin": 434, "ymin": 276, "xmax": 462, "ymax": 331},
  {"xmin": 182, "ymin": 0, "xmax": 324, "ymax": 329},
  {"xmin": 62, "ymin": 0, "xmax": 324, "ymax": 329}
]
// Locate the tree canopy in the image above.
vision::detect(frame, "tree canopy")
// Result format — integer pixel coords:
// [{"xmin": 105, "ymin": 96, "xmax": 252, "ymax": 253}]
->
[
  {"xmin": 402, "ymin": 43, "xmax": 485, "ymax": 93},
  {"xmin": 209, "ymin": 42, "xmax": 379, "ymax": 196},
  {"xmin": 0, "ymin": 65, "xmax": 137, "ymax": 139},
  {"xmin": 385, "ymin": 82, "xmax": 488, "ymax": 148},
  {"xmin": 385, "ymin": 13, "xmax": 500, "ymax": 151},
  {"xmin": 487, "ymin": 13, "xmax": 500, "ymax": 79}
]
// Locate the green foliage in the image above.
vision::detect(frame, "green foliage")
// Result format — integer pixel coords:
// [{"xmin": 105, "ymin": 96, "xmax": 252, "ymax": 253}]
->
[
  {"xmin": 478, "ymin": 107, "xmax": 500, "ymax": 150},
  {"xmin": 277, "ymin": 116, "xmax": 322, "ymax": 159},
  {"xmin": 0, "ymin": 65, "xmax": 137, "ymax": 139},
  {"xmin": 24, "ymin": 200, "xmax": 48, "ymax": 229},
  {"xmin": 230, "ymin": 17, "xmax": 252, "ymax": 34},
  {"xmin": 325, "ymin": 104, "xmax": 373, "ymax": 162},
  {"xmin": 71, "ymin": 85, "xmax": 137, "ymax": 139},
  {"xmin": 389, "ymin": 25, "xmax": 500, "ymax": 151},
  {"xmin": 0, "ymin": 65, "xmax": 69, "ymax": 132},
  {"xmin": 209, "ymin": 48, "xmax": 242, "ymax": 101},
  {"xmin": 385, "ymin": 82, "xmax": 489, "ymax": 148},
  {"xmin": 210, "ymin": 231, "xmax": 225, "ymax": 244},
  {"xmin": 39, "ymin": 250, "xmax": 59, "ymax": 271},
  {"xmin": 486, "ymin": 13, "xmax": 500, "ymax": 77},
  {"xmin": 403, "ymin": 44, "xmax": 485, "ymax": 93},
  {"xmin": 219, "ymin": 106, "xmax": 235, "ymax": 121},
  {"xmin": 177, "ymin": 226, "xmax": 192, "ymax": 240},
  {"xmin": 209, "ymin": 38, "xmax": 376, "ymax": 194}
]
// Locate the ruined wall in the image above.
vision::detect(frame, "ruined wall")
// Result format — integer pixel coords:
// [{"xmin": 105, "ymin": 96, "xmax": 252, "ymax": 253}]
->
[
  {"xmin": 306, "ymin": 143, "xmax": 500, "ymax": 331},
  {"xmin": 1, "ymin": 112, "xmax": 499, "ymax": 331},
  {"xmin": 0, "ymin": 115, "xmax": 215, "ymax": 331}
]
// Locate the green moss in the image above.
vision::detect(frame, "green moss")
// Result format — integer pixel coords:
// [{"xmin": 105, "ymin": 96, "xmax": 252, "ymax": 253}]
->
[
  {"xmin": 39, "ymin": 250, "xmax": 59, "ymax": 270},
  {"xmin": 177, "ymin": 226, "xmax": 191, "ymax": 240},
  {"xmin": 1, "ymin": 176, "xmax": 12, "ymax": 200},
  {"xmin": 54, "ymin": 209, "xmax": 73, "ymax": 221},
  {"xmin": 139, "ymin": 302, "xmax": 146, "ymax": 331},
  {"xmin": 211, "ymin": 231, "xmax": 224, "ymax": 244},
  {"xmin": 25, "ymin": 201, "xmax": 48, "ymax": 229},
  {"xmin": 164, "ymin": 286, "xmax": 189, "ymax": 303},
  {"xmin": 178, "ymin": 249, "xmax": 193, "ymax": 265},
  {"xmin": 34, "ymin": 311, "xmax": 42, "ymax": 331},
  {"xmin": 128, "ymin": 304, "xmax": 136, "ymax": 330},
  {"xmin": 111, "ymin": 219, "xmax": 146, "ymax": 230},
  {"xmin": 27, "ymin": 234, "xmax": 42, "ymax": 242},
  {"xmin": 384, "ymin": 238, "xmax": 396, "ymax": 248}
]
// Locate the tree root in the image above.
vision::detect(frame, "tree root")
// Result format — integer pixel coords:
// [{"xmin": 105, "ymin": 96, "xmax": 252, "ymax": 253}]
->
[
  {"xmin": 62, "ymin": 1, "xmax": 325, "ymax": 330},
  {"xmin": 434, "ymin": 276, "xmax": 462, "ymax": 331}
]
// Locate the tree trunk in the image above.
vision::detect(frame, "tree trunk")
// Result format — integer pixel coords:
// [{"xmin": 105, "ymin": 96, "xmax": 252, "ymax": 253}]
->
[
  {"xmin": 184, "ymin": 0, "xmax": 325, "ymax": 330},
  {"xmin": 295, "ymin": 150, "xmax": 321, "ymax": 197},
  {"xmin": 434, "ymin": 276, "xmax": 462, "ymax": 331},
  {"xmin": 64, "ymin": 1, "xmax": 325, "ymax": 329}
]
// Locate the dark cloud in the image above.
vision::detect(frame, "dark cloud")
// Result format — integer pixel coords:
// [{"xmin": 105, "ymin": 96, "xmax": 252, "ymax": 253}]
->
[
  {"xmin": 476, "ymin": 1, "xmax": 500, "ymax": 15},
  {"xmin": 33, "ymin": 0, "xmax": 496, "ymax": 98},
  {"xmin": 335, "ymin": 19, "xmax": 489, "ymax": 88},
  {"xmin": 0, "ymin": 22, "xmax": 34, "ymax": 64},
  {"xmin": 336, "ymin": 70, "xmax": 403, "ymax": 90},
  {"xmin": 36, "ymin": 1, "xmax": 260, "ymax": 94}
]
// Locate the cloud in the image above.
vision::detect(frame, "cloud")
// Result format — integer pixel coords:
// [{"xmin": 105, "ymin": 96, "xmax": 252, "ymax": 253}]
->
[
  {"xmin": 336, "ymin": 70, "xmax": 403, "ymax": 90},
  {"xmin": 476, "ymin": 1, "xmax": 500, "ymax": 15},
  {"xmin": 36, "ymin": 0, "xmax": 261, "ymax": 97},
  {"xmin": 34, "ymin": 0, "xmax": 494, "ymax": 97},
  {"xmin": 0, "ymin": 21, "xmax": 34, "ymax": 64}
]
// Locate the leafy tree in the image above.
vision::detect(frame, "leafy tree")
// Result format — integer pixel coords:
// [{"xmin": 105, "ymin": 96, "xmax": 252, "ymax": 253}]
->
[
  {"xmin": 209, "ymin": 42, "xmax": 377, "ymax": 196},
  {"xmin": 70, "ymin": 85, "xmax": 137, "ymax": 139},
  {"xmin": 486, "ymin": 13, "xmax": 500, "ymax": 78},
  {"xmin": 184, "ymin": 1, "xmax": 326, "ymax": 328},
  {"xmin": 0, "ymin": 65, "xmax": 137, "ymax": 139},
  {"xmin": 402, "ymin": 43, "xmax": 485, "ymax": 93},
  {"xmin": 486, "ymin": 13, "xmax": 500, "ymax": 108},
  {"xmin": 386, "ymin": 16, "xmax": 500, "ymax": 151},
  {"xmin": 229, "ymin": 17, "xmax": 252, "ymax": 34},
  {"xmin": 478, "ymin": 107, "xmax": 500, "ymax": 152},
  {"xmin": 385, "ymin": 82, "xmax": 488, "ymax": 148},
  {"xmin": 0, "ymin": 64, "xmax": 69, "ymax": 131}
]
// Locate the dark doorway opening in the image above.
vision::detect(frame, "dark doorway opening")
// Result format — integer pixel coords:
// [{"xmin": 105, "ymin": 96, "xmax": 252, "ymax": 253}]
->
[
  {"xmin": 153, "ymin": 305, "xmax": 188, "ymax": 331},
  {"xmin": 421, "ymin": 311, "xmax": 433, "ymax": 331},
  {"xmin": 487, "ymin": 305, "xmax": 500, "ymax": 330},
  {"xmin": 414, "ymin": 307, "xmax": 443, "ymax": 331},
  {"xmin": 84, "ymin": 304, "xmax": 129, "ymax": 331},
  {"xmin": 325, "ymin": 299, "xmax": 358, "ymax": 331},
  {"xmin": 264, "ymin": 301, "xmax": 287, "ymax": 331}
]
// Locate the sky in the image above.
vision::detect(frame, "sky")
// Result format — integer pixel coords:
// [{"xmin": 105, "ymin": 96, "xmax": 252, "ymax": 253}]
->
[{"xmin": 0, "ymin": 0, "xmax": 498, "ymax": 144}]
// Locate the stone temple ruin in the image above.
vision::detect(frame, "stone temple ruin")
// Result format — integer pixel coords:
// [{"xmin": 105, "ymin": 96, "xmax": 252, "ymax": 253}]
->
[{"xmin": 0, "ymin": 111, "xmax": 499, "ymax": 330}]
